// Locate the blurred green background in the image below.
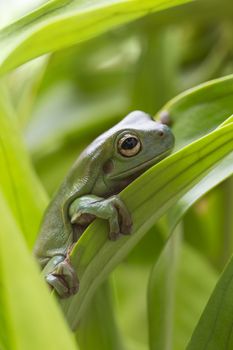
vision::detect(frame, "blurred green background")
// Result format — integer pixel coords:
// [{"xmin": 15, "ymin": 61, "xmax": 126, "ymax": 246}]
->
[{"xmin": 1, "ymin": 0, "xmax": 233, "ymax": 349}]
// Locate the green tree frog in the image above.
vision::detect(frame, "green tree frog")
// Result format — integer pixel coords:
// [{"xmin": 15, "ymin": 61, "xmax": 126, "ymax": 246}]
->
[{"xmin": 34, "ymin": 111, "xmax": 175, "ymax": 298}]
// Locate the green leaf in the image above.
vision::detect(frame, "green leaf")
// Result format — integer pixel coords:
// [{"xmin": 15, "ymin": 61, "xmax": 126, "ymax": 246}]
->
[
  {"xmin": 187, "ymin": 254, "xmax": 233, "ymax": 350},
  {"xmin": 131, "ymin": 26, "xmax": 181, "ymax": 113},
  {"xmin": 154, "ymin": 76, "xmax": 233, "ymax": 256},
  {"xmin": 0, "ymin": 86, "xmax": 47, "ymax": 247},
  {"xmin": 182, "ymin": 178, "xmax": 232, "ymax": 269},
  {"xmin": 0, "ymin": 0, "xmax": 192, "ymax": 75},
  {"xmin": 76, "ymin": 281, "xmax": 125, "ymax": 350},
  {"xmin": 156, "ymin": 74, "xmax": 233, "ymax": 150},
  {"xmin": 113, "ymin": 263, "xmax": 152, "ymax": 348},
  {"xmin": 60, "ymin": 119, "xmax": 233, "ymax": 329},
  {"xmin": 0, "ymin": 191, "xmax": 78, "ymax": 350},
  {"xmin": 128, "ymin": 79, "xmax": 233, "ymax": 349},
  {"xmin": 147, "ymin": 226, "xmax": 217, "ymax": 350}
]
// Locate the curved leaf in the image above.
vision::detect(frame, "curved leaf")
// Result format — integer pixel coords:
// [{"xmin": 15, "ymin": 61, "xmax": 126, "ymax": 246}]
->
[
  {"xmin": 141, "ymin": 78, "xmax": 233, "ymax": 349},
  {"xmin": 59, "ymin": 120, "xmax": 233, "ymax": 329},
  {"xmin": 0, "ymin": 191, "xmax": 78, "ymax": 350},
  {"xmin": 153, "ymin": 76, "xmax": 233, "ymax": 242},
  {"xmin": 167, "ymin": 114, "xmax": 233, "ymax": 234},
  {"xmin": 147, "ymin": 227, "xmax": 217, "ymax": 350},
  {"xmin": 187, "ymin": 254, "xmax": 233, "ymax": 350},
  {"xmin": 0, "ymin": 86, "xmax": 47, "ymax": 247},
  {"xmin": 76, "ymin": 281, "xmax": 125, "ymax": 350},
  {"xmin": 156, "ymin": 74, "xmax": 233, "ymax": 150},
  {"xmin": 0, "ymin": 0, "xmax": 192, "ymax": 75}
]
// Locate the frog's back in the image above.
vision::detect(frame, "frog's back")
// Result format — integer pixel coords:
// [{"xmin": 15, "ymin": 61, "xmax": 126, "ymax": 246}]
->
[
  {"xmin": 34, "ymin": 112, "xmax": 163, "ymax": 266},
  {"xmin": 34, "ymin": 148, "xmax": 102, "ymax": 267},
  {"xmin": 34, "ymin": 182, "xmax": 74, "ymax": 266}
]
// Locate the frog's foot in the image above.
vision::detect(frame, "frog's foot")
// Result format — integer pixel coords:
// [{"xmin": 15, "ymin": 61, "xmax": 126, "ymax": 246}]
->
[
  {"xmin": 70, "ymin": 194, "xmax": 133, "ymax": 241},
  {"xmin": 107, "ymin": 195, "xmax": 133, "ymax": 240},
  {"xmin": 45, "ymin": 259, "xmax": 79, "ymax": 298}
]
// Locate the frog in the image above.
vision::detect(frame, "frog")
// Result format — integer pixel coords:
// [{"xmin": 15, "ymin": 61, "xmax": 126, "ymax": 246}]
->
[{"xmin": 34, "ymin": 110, "xmax": 175, "ymax": 298}]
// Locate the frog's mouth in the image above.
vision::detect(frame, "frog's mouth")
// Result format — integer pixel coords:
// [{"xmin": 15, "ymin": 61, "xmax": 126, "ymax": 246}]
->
[{"xmin": 109, "ymin": 148, "xmax": 172, "ymax": 180}]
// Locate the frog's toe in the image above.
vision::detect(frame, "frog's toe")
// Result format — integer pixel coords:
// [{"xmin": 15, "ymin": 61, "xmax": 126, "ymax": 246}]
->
[
  {"xmin": 47, "ymin": 273, "xmax": 79, "ymax": 298},
  {"xmin": 46, "ymin": 274, "xmax": 70, "ymax": 298},
  {"xmin": 46, "ymin": 260, "xmax": 79, "ymax": 298},
  {"xmin": 120, "ymin": 216, "xmax": 133, "ymax": 235},
  {"xmin": 111, "ymin": 196, "xmax": 132, "ymax": 235},
  {"xmin": 109, "ymin": 230, "xmax": 121, "ymax": 241}
]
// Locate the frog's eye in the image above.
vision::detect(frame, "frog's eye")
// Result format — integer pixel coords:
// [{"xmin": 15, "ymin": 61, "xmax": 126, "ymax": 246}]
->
[{"xmin": 118, "ymin": 134, "xmax": 141, "ymax": 157}]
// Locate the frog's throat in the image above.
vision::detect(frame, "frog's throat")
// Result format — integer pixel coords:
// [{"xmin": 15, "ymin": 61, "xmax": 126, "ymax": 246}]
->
[{"xmin": 109, "ymin": 148, "xmax": 172, "ymax": 180}]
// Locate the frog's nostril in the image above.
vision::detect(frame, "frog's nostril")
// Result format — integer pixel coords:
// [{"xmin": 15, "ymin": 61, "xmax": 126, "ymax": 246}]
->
[{"xmin": 158, "ymin": 130, "xmax": 164, "ymax": 137}]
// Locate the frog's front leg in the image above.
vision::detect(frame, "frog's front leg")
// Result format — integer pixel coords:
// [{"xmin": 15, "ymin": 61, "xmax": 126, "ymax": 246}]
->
[
  {"xmin": 69, "ymin": 194, "xmax": 133, "ymax": 240},
  {"xmin": 43, "ymin": 254, "xmax": 79, "ymax": 298}
]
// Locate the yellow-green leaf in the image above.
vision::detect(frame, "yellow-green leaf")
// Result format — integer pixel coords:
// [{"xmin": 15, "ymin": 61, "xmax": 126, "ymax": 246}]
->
[
  {"xmin": 0, "ymin": 191, "xmax": 78, "ymax": 350},
  {"xmin": 0, "ymin": 0, "xmax": 192, "ymax": 75},
  {"xmin": 0, "ymin": 86, "xmax": 47, "ymax": 247},
  {"xmin": 187, "ymin": 254, "xmax": 233, "ymax": 349}
]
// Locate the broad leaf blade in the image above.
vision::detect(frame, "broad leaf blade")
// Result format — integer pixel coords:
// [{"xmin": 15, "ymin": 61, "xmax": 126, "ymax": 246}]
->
[
  {"xmin": 155, "ymin": 76, "xmax": 233, "ymax": 264},
  {"xmin": 167, "ymin": 115, "xmax": 233, "ymax": 235},
  {"xmin": 187, "ymin": 255, "xmax": 233, "ymax": 350},
  {"xmin": 147, "ymin": 228, "xmax": 217, "ymax": 350},
  {"xmin": 0, "ymin": 192, "xmax": 78, "ymax": 350},
  {"xmin": 60, "ymin": 121, "xmax": 233, "ymax": 329},
  {"xmin": 76, "ymin": 281, "xmax": 125, "ymax": 350},
  {"xmin": 156, "ymin": 74, "xmax": 233, "ymax": 150},
  {"xmin": 0, "ymin": 86, "xmax": 47, "ymax": 247},
  {"xmin": 0, "ymin": 0, "xmax": 192, "ymax": 75}
]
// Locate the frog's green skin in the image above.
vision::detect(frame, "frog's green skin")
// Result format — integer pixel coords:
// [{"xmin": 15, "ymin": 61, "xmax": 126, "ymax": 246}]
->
[{"xmin": 34, "ymin": 111, "xmax": 174, "ymax": 298}]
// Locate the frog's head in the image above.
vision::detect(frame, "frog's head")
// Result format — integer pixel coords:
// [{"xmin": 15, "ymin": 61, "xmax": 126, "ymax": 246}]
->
[{"xmin": 102, "ymin": 110, "xmax": 175, "ymax": 185}]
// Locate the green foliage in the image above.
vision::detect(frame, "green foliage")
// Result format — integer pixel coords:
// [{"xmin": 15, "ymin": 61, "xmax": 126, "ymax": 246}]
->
[
  {"xmin": 0, "ymin": 192, "xmax": 78, "ymax": 350},
  {"xmin": 0, "ymin": 0, "xmax": 191, "ymax": 75},
  {"xmin": 76, "ymin": 281, "xmax": 124, "ymax": 350},
  {"xmin": 148, "ymin": 229, "xmax": 217, "ymax": 350},
  {"xmin": 187, "ymin": 254, "xmax": 233, "ymax": 350},
  {"xmin": 0, "ymin": 0, "xmax": 233, "ymax": 349},
  {"xmin": 0, "ymin": 86, "xmax": 47, "ymax": 247}
]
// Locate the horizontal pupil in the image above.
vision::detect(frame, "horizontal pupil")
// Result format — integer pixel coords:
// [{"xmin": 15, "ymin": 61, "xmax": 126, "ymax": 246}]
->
[{"xmin": 122, "ymin": 137, "xmax": 138, "ymax": 150}]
